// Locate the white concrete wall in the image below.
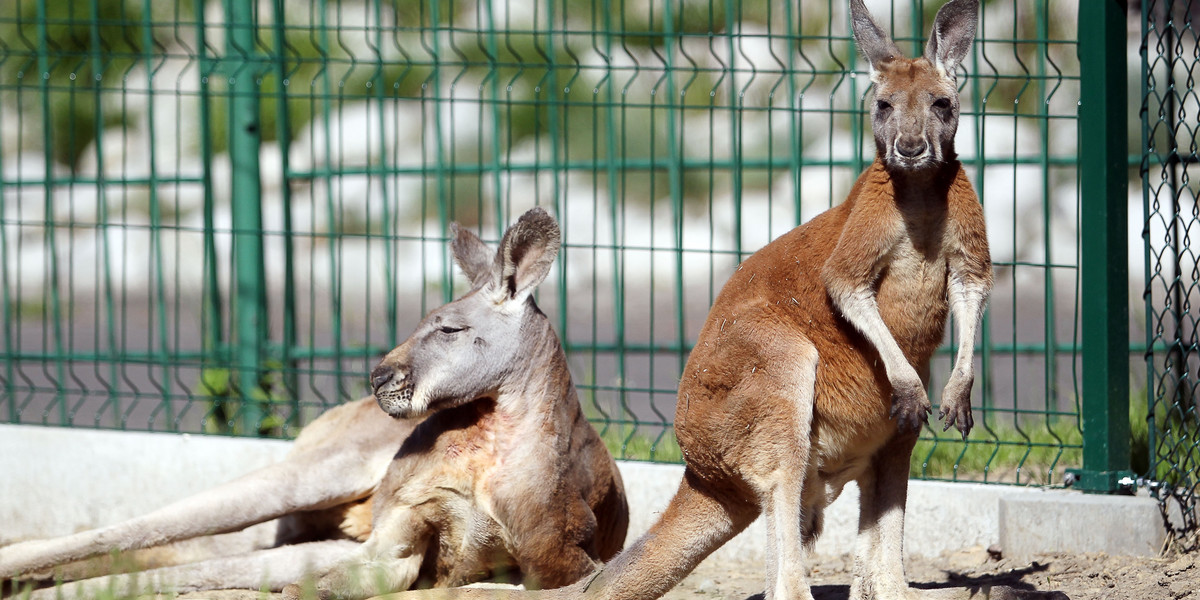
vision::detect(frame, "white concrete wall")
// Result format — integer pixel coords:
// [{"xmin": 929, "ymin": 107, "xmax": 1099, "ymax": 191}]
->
[
  {"xmin": 0, "ymin": 425, "xmax": 1164, "ymax": 569},
  {"xmin": 616, "ymin": 462, "xmax": 1049, "ymax": 563},
  {"xmin": 0, "ymin": 425, "xmax": 291, "ymax": 541}
]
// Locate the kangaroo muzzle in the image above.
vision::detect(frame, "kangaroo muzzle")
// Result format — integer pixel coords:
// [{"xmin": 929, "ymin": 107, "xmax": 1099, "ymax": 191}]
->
[
  {"xmin": 894, "ymin": 136, "xmax": 928, "ymax": 159},
  {"xmin": 371, "ymin": 364, "xmax": 415, "ymax": 418}
]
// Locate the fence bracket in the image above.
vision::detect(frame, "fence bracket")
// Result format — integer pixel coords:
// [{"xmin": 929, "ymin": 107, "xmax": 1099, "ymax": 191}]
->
[{"xmin": 1065, "ymin": 468, "xmax": 1137, "ymax": 494}]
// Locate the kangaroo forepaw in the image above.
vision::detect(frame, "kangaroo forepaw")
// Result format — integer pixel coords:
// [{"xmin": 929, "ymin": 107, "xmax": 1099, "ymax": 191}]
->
[
  {"xmin": 889, "ymin": 382, "xmax": 931, "ymax": 432},
  {"xmin": 938, "ymin": 402, "xmax": 973, "ymax": 439},
  {"xmin": 939, "ymin": 372, "xmax": 975, "ymax": 439}
]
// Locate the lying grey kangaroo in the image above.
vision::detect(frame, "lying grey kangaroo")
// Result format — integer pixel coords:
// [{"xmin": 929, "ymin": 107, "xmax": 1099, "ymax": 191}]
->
[
  {"xmin": 373, "ymin": 2, "xmax": 1050, "ymax": 600},
  {"xmin": 0, "ymin": 207, "xmax": 628, "ymax": 600}
]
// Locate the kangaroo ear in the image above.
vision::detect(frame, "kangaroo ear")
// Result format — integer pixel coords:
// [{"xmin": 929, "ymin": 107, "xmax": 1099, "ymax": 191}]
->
[
  {"xmin": 450, "ymin": 223, "xmax": 495, "ymax": 289},
  {"xmin": 850, "ymin": 0, "xmax": 903, "ymax": 80},
  {"xmin": 924, "ymin": 0, "xmax": 978, "ymax": 78},
  {"xmin": 492, "ymin": 207, "xmax": 562, "ymax": 304}
]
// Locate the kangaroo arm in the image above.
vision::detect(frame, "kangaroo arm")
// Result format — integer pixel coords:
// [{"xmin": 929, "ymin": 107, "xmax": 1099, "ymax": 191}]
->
[
  {"xmin": 939, "ymin": 199, "xmax": 992, "ymax": 437},
  {"xmin": 946, "ymin": 271, "xmax": 988, "ymax": 382},
  {"xmin": 825, "ymin": 283, "xmax": 920, "ymax": 385},
  {"xmin": 936, "ymin": 268, "xmax": 987, "ymax": 437},
  {"xmin": 821, "ymin": 199, "xmax": 914, "ymax": 383},
  {"xmin": 821, "ymin": 202, "xmax": 929, "ymax": 431}
]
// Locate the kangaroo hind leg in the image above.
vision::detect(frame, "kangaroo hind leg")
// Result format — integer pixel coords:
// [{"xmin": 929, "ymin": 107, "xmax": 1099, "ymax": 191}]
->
[
  {"xmin": 0, "ymin": 445, "xmax": 384, "ymax": 581},
  {"xmin": 22, "ymin": 540, "xmax": 360, "ymax": 600},
  {"xmin": 564, "ymin": 469, "xmax": 756, "ymax": 600},
  {"xmin": 739, "ymin": 333, "xmax": 820, "ymax": 600}
]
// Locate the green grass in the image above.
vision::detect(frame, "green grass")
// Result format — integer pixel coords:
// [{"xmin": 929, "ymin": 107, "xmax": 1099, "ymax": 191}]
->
[
  {"xmin": 593, "ymin": 422, "xmax": 683, "ymax": 464},
  {"xmin": 598, "ymin": 414, "xmax": 1088, "ymax": 487},
  {"xmin": 594, "ymin": 392, "xmax": 1191, "ymax": 493},
  {"xmin": 1132, "ymin": 388, "xmax": 1200, "ymax": 492},
  {"xmin": 911, "ymin": 418, "xmax": 1083, "ymax": 484}
]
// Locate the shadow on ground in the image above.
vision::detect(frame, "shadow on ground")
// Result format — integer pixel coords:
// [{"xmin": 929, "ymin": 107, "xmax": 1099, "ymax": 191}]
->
[{"xmin": 736, "ymin": 562, "xmax": 1071, "ymax": 600}]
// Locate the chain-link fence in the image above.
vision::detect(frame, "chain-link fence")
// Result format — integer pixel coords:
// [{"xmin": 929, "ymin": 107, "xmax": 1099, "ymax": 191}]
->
[
  {"xmin": 1141, "ymin": 0, "xmax": 1200, "ymax": 553},
  {"xmin": 0, "ymin": 0, "xmax": 1111, "ymax": 489}
]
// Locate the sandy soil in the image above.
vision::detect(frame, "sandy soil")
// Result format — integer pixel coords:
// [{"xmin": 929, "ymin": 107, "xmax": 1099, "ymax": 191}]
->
[
  {"xmin": 9, "ymin": 547, "xmax": 1196, "ymax": 600},
  {"xmin": 158, "ymin": 549, "xmax": 1200, "ymax": 600},
  {"xmin": 656, "ymin": 548, "xmax": 1199, "ymax": 600}
]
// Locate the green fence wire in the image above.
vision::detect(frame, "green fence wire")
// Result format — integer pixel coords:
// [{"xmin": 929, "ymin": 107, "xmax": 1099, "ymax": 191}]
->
[
  {"xmin": 1141, "ymin": 0, "xmax": 1200, "ymax": 553},
  {"xmin": 0, "ymin": 0, "xmax": 1099, "ymax": 487}
]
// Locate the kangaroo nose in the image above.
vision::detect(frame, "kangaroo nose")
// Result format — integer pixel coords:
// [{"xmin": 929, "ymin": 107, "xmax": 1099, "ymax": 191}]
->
[
  {"xmin": 896, "ymin": 138, "xmax": 928, "ymax": 158},
  {"xmin": 370, "ymin": 365, "xmax": 395, "ymax": 392}
]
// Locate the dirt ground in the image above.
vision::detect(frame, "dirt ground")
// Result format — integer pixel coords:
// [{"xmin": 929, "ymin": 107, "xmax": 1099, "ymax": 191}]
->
[
  {"xmin": 158, "ymin": 548, "xmax": 1199, "ymax": 600},
  {"xmin": 653, "ymin": 548, "xmax": 1199, "ymax": 600},
  {"xmin": 8, "ymin": 547, "xmax": 1196, "ymax": 600}
]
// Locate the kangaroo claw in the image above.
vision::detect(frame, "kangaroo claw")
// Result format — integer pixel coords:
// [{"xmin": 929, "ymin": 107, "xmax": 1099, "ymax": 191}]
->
[{"xmin": 890, "ymin": 382, "xmax": 932, "ymax": 432}]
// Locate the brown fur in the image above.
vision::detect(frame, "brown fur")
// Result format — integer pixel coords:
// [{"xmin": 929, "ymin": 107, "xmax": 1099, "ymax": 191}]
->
[{"xmin": 375, "ymin": 3, "xmax": 1007, "ymax": 600}]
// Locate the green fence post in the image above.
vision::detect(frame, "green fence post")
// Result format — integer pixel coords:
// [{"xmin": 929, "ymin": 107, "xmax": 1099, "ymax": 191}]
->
[
  {"xmin": 1071, "ymin": 0, "xmax": 1132, "ymax": 493},
  {"xmin": 224, "ymin": 0, "xmax": 268, "ymax": 435}
]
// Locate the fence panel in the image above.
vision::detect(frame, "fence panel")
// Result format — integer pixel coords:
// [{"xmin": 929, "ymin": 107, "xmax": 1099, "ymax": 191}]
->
[
  {"xmin": 1, "ymin": 0, "xmax": 1087, "ymax": 485},
  {"xmin": 1141, "ymin": 0, "xmax": 1200, "ymax": 552}
]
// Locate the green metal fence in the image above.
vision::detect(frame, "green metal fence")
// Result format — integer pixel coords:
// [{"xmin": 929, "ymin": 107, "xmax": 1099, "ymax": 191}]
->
[
  {"xmin": 1141, "ymin": 0, "xmax": 1200, "ymax": 552},
  {"xmin": 0, "ymin": 0, "xmax": 1128, "ymax": 491}
]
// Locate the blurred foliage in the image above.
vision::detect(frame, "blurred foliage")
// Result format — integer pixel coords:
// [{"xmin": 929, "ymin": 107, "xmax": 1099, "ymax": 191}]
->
[
  {"xmin": 197, "ymin": 361, "xmax": 288, "ymax": 436},
  {"xmin": 0, "ymin": 0, "xmax": 1079, "ymax": 172},
  {"xmin": 0, "ymin": 0, "xmax": 145, "ymax": 166}
]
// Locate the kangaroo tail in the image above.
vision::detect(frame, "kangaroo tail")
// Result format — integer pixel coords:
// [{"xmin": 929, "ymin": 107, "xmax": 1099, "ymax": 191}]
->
[{"xmin": 375, "ymin": 468, "xmax": 755, "ymax": 600}]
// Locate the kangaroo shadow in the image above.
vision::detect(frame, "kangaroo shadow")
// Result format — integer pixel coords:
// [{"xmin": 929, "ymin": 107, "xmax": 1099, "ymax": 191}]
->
[
  {"xmin": 735, "ymin": 587, "xmax": 851, "ymax": 600},
  {"xmin": 739, "ymin": 562, "xmax": 1070, "ymax": 600},
  {"xmin": 910, "ymin": 560, "xmax": 1070, "ymax": 599}
]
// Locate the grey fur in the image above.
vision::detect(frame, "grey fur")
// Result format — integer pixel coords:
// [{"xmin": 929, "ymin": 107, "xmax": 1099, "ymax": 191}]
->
[{"xmin": 2, "ymin": 208, "xmax": 626, "ymax": 600}]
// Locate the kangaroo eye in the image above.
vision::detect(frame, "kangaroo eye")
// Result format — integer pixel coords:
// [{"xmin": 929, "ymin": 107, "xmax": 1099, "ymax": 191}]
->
[
  {"xmin": 932, "ymin": 97, "xmax": 951, "ymax": 110},
  {"xmin": 875, "ymin": 100, "xmax": 892, "ymax": 114},
  {"xmin": 439, "ymin": 326, "xmax": 465, "ymax": 335}
]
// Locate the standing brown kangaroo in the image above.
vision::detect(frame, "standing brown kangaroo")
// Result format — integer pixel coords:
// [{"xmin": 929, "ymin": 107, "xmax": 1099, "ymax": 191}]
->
[
  {"xmin": 1, "ymin": 208, "xmax": 628, "ymax": 600},
  {"xmin": 377, "ymin": 2, "xmax": 1053, "ymax": 600}
]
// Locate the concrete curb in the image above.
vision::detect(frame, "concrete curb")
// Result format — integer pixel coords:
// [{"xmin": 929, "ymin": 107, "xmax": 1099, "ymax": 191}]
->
[
  {"xmin": 0, "ymin": 424, "xmax": 1166, "ymax": 566},
  {"xmin": 998, "ymin": 489, "xmax": 1166, "ymax": 559}
]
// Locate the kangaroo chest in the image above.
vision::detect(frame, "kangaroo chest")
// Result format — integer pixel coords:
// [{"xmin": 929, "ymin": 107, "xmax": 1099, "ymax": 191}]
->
[{"xmin": 876, "ymin": 220, "xmax": 950, "ymax": 364}]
